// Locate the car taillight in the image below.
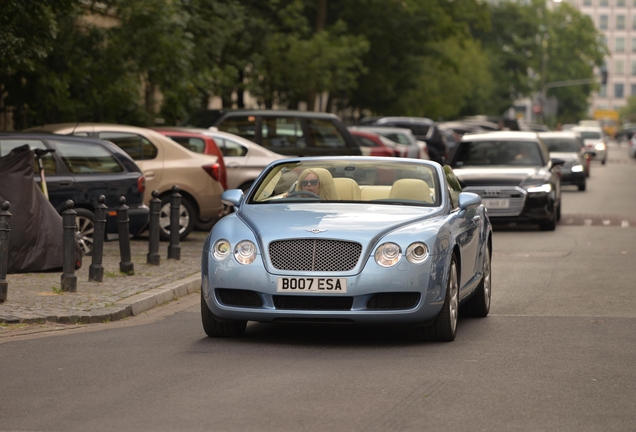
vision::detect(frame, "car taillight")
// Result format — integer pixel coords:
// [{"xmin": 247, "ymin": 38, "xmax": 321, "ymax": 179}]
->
[
  {"xmin": 202, "ymin": 163, "xmax": 221, "ymax": 183},
  {"xmin": 137, "ymin": 176, "xmax": 146, "ymax": 193}
]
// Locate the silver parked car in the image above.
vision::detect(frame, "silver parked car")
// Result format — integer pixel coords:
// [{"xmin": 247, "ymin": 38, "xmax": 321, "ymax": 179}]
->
[
  {"xmin": 571, "ymin": 126, "xmax": 608, "ymax": 165},
  {"xmin": 349, "ymin": 126, "xmax": 424, "ymax": 159}
]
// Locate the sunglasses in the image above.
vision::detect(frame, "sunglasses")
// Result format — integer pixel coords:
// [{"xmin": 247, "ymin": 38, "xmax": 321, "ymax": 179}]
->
[{"xmin": 301, "ymin": 179, "xmax": 319, "ymax": 187}]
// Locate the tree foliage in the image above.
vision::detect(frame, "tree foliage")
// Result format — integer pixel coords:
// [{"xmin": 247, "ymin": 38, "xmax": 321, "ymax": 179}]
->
[{"xmin": 0, "ymin": 0, "xmax": 611, "ymax": 129}]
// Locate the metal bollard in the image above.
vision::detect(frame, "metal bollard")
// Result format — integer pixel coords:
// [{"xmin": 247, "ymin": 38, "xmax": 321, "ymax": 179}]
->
[
  {"xmin": 117, "ymin": 196, "xmax": 134, "ymax": 275},
  {"xmin": 61, "ymin": 200, "xmax": 77, "ymax": 292},
  {"xmin": 89, "ymin": 195, "xmax": 107, "ymax": 282},
  {"xmin": 147, "ymin": 190, "xmax": 161, "ymax": 265},
  {"xmin": 167, "ymin": 185, "xmax": 181, "ymax": 260},
  {"xmin": 0, "ymin": 201, "xmax": 11, "ymax": 303}
]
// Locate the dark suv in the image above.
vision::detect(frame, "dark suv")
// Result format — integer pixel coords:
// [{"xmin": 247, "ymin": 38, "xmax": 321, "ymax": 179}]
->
[
  {"xmin": 0, "ymin": 133, "xmax": 149, "ymax": 253},
  {"xmin": 182, "ymin": 109, "xmax": 361, "ymax": 157}
]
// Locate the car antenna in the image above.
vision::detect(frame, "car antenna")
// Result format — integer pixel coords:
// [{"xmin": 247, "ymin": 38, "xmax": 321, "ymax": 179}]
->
[{"xmin": 69, "ymin": 121, "xmax": 80, "ymax": 136}]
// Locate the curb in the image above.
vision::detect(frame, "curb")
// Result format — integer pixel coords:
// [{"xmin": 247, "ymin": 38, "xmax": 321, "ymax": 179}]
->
[{"xmin": 0, "ymin": 274, "xmax": 202, "ymax": 325}]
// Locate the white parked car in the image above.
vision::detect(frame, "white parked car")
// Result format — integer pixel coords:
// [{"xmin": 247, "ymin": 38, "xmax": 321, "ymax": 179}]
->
[{"xmin": 349, "ymin": 126, "xmax": 426, "ymax": 159}]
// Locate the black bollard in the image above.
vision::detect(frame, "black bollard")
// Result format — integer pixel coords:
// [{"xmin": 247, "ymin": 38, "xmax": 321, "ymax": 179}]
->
[
  {"xmin": 147, "ymin": 190, "xmax": 161, "ymax": 265},
  {"xmin": 117, "ymin": 196, "xmax": 134, "ymax": 275},
  {"xmin": 0, "ymin": 201, "xmax": 11, "ymax": 303},
  {"xmin": 167, "ymin": 185, "xmax": 181, "ymax": 260},
  {"xmin": 89, "ymin": 195, "xmax": 107, "ymax": 282},
  {"xmin": 61, "ymin": 200, "xmax": 77, "ymax": 292}
]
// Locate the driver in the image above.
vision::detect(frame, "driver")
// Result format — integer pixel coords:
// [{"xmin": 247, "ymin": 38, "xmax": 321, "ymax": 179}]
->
[{"xmin": 291, "ymin": 168, "xmax": 338, "ymax": 200}]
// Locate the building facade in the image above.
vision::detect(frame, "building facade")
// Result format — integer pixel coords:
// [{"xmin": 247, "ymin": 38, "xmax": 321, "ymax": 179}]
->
[{"xmin": 568, "ymin": 0, "xmax": 636, "ymax": 111}]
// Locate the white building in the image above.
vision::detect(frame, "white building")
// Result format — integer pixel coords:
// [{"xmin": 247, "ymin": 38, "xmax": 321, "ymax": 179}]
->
[{"xmin": 568, "ymin": 0, "xmax": 635, "ymax": 111}]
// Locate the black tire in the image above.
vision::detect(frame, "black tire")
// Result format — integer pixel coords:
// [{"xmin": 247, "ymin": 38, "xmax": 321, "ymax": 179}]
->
[
  {"xmin": 74, "ymin": 208, "xmax": 95, "ymax": 256},
  {"xmin": 194, "ymin": 217, "xmax": 217, "ymax": 232},
  {"xmin": 201, "ymin": 290, "xmax": 247, "ymax": 337},
  {"xmin": 556, "ymin": 201, "xmax": 561, "ymax": 222},
  {"xmin": 159, "ymin": 195, "xmax": 196, "ymax": 241},
  {"xmin": 461, "ymin": 245, "xmax": 491, "ymax": 318},
  {"xmin": 602, "ymin": 158, "xmax": 607, "ymax": 165},
  {"xmin": 578, "ymin": 181, "xmax": 586, "ymax": 191},
  {"xmin": 415, "ymin": 254, "xmax": 459, "ymax": 342},
  {"xmin": 539, "ymin": 203, "xmax": 557, "ymax": 231}
]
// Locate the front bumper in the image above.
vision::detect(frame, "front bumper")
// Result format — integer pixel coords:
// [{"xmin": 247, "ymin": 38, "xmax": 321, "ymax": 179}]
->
[{"xmin": 201, "ymin": 251, "xmax": 452, "ymax": 325}]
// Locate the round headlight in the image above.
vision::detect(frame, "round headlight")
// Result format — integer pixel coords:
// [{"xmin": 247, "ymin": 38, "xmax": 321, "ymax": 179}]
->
[
  {"xmin": 406, "ymin": 242, "xmax": 429, "ymax": 264},
  {"xmin": 213, "ymin": 239, "xmax": 231, "ymax": 261},
  {"xmin": 234, "ymin": 240, "xmax": 257, "ymax": 265},
  {"xmin": 375, "ymin": 242, "xmax": 401, "ymax": 267}
]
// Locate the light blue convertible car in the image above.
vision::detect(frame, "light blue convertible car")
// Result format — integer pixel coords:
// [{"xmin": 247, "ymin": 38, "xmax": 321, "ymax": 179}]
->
[{"xmin": 201, "ymin": 157, "xmax": 492, "ymax": 341}]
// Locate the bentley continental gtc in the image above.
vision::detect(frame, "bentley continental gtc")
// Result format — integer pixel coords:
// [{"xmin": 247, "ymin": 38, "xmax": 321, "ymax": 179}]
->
[{"xmin": 201, "ymin": 157, "xmax": 492, "ymax": 342}]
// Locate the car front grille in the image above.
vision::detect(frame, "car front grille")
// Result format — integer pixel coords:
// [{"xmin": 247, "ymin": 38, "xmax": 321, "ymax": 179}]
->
[
  {"xmin": 367, "ymin": 292, "xmax": 421, "ymax": 309},
  {"xmin": 464, "ymin": 186, "xmax": 527, "ymax": 217},
  {"xmin": 273, "ymin": 295, "xmax": 354, "ymax": 310},
  {"xmin": 216, "ymin": 288, "xmax": 263, "ymax": 308},
  {"xmin": 269, "ymin": 239, "xmax": 362, "ymax": 272}
]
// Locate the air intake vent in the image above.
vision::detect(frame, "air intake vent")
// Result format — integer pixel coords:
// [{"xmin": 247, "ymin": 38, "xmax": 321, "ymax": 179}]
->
[
  {"xmin": 216, "ymin": 289, "xmax": 263, "ymax": 308},
  {"xmin": 273, "ymin": 295, "xmax": 353, "ymax": 310},
  {"xmin": 367, "ymin": 292, "xmax": 421, "ymax": 309}
]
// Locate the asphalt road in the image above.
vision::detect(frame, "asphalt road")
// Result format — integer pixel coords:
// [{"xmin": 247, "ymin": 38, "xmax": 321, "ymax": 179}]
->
[{"xmin": 1, "ymin": 142, "xmax": 635, "ymax": 432}]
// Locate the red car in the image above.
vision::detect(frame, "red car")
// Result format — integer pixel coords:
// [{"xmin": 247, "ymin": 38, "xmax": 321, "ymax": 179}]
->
[{"xmin": 349, "ymin": 130, "xmax": 397, "ymax": 157}]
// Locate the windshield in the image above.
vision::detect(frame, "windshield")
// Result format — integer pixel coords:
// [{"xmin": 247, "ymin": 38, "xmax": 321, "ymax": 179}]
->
[
  {"xmin": 248, "ymin": 159, "xmax": 440, "ymax": 207},
  {"xmin": 543, "ymin": 138, "xmax": 582, "ymax": 153},
  {"xmin": 452, "ymin": 140, "xmax": 543, "ymax": 167},
  {"xmin": 577, "ymin": 131, "xmax": 602, "ymax": 140}
]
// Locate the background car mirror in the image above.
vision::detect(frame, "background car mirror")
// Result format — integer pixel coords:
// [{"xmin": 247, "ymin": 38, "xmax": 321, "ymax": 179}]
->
[
  {"xmin": 584, "ymin": 150, "xmax": 597, "ymax": 158},
  {"xmin": 458, "ymin": 192, "xmax": 481, "ymax": 210},
  {"xmin": 550, "ymin": 158, "xmax": 565, "ymax": 166},
  {"xmin": 221, "ymin": 189, "xmax": 244, "ymax": 208}
]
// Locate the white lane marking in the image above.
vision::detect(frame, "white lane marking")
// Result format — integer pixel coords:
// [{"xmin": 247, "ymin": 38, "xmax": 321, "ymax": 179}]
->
[
  {"xmin": 603, "ymin": 220, "xmax": 611, "ymax": 226},
  {"xmin": 584, "ymin": 219, "xmax": 593, "ymax": 226},
  {"xmin": 622, "ymin": 220, "xmax": 630, "ymax": 228}
]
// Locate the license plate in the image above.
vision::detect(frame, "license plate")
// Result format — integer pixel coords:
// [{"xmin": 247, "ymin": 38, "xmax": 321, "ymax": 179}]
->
[
  {"xmin": 277, "ymin": 277, "xmax": 347, "ymax": 293},
  {"xmin": 482, "ymin": 198, "xmax": 510, "ymax": 209}
]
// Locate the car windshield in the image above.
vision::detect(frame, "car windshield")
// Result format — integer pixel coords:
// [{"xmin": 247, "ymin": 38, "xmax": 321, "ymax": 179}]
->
[
  {"xmin": 248, "ymin": 159, "xmax": 440, "ymax": 206},
  {"xmin": 542, "ymin": 138, "xmax": 582, "ymax": 153},
  {"xmin": 577, "ymin": 131, "xmax": 602, "ymax": 140},
  {"xmin": 453, "ymin": 140, "xmax": 543, "ymax": 167}
]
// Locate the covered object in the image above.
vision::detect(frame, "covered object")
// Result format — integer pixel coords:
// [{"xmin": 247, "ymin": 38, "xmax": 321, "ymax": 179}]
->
[{"xmin": 0, "ymin": 144, "xmax": 80, "ymax": 273}]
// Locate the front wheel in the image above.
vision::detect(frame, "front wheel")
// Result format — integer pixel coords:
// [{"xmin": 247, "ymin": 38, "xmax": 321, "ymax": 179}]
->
[
  {"xmin": 415, "ymin": 255, "xmax": 459, "ymax": 342},
  {"xmin": 539, "ymin": 204, "xmax": 557, "ymax": 231},
  {"xmin": 201, "ymin": 290, "xmax": 247, "ymax": 337}
]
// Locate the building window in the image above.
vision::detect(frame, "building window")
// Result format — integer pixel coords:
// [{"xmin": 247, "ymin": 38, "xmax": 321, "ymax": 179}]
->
[
  {"xmin": 615, "ymin": 60, "xmax": 625, "ymax": 75},
  {"xmin": 616, "ymin": 37, "xmax": 626, "ymax": 52},
  {"xmin": 600, "ymin": 15, "xmax": 609, "ymax": 29},
  {"xmin": 599, "ymin": 85, "xmax": 607, "ymax": 97},
  {"xmin": 632, "ymin": 37, "xmax": 636, "ymax": 52},
  {"xmin": 583, "ymin": 0, "xmax": 592, "ymax": 4},
  {"xmin": 600, "ymin": 0, "xmax": 609, "ymax": 5},
  {"xmin": 615, "ymin": 83, "xmax": 625, "ymax": 98},
  {"xmin": 631, "ymin": 84, "xmax": 636, "ymax": 95},
  {"xmin": 617, "ymin": 15, "xmax": 626, "ymax": 29},
  {"xmin": 631, "ymin": 61, "xmax": 636, "ymax": 75},
  {"xmin": 618, "ymin": 0, "xmax": 626, "ymax": 5}
]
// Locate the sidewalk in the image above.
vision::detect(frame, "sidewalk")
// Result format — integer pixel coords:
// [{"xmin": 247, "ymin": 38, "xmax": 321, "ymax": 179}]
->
[{"xmin": 0, "ymin": 230, "xmax": 207, "ymax": 328}]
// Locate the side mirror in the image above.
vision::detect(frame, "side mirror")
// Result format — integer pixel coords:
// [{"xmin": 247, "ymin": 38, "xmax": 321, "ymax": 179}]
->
[
  {"xmin": 584, "ymin": 150, "xmax": 597, "ymax": 158},
  {"xmin": 458, "ymin": 192, "xmax": 481, "ymax": 210},
  {"xmin": 221, "ymin": 189, "xmax": 244, "ymax": 208},
  {"xmin": 551, "ymin": 158, "xmax": 565, "ymax": 167}
]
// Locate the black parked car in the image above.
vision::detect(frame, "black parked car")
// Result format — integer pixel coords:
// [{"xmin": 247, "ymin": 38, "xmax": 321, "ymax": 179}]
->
[
  {"xmin": 0, "ymin": 133, "xmax": 149, "ymax": 253},
  {"xmin": 182, "ymin": 109, "xmax": 361, "ymax": 157},
  {"xmin": 359, "ymin": 116, "xmax": 448, "ymax": 165},
  {"xmin": 448, "ymin": 131, "xmax": 563, "ymax": 231}
]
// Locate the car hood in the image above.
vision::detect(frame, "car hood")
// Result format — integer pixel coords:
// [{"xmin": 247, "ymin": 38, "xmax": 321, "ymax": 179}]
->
[
  {"xmin": 239, "ymin": 204, "xmax": 442, "ymax": 245},
  {"xmin": 452, "ymin": 166, "xmax": 544, "ymax": 187}
]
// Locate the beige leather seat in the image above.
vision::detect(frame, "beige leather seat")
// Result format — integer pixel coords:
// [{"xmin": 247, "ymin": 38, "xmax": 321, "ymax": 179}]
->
[
  {"xmin": 333, "ymin": 177, "xmax": 361, "ymax": 200},
  {"xmin": 389, "ymin": 178, "xmax": 433, "ymax": 203}
]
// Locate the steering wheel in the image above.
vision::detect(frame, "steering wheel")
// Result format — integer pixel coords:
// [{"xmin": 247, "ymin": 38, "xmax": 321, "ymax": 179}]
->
[{"xmin": 287, "ymin": 190, "xmax": 321, "ymax": 199}]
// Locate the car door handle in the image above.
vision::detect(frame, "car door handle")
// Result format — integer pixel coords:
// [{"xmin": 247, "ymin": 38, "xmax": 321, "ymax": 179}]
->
[
  {"xmin": 57, "ymin": 181, "xmax": 72, "ymax": 186},
  {"xmin": 144, "ymin": 171, "xmax": 155, "ymax": 180},
  {"xmin": 226, "ymin": 163, "xmax": 240, "ymax": 168}
]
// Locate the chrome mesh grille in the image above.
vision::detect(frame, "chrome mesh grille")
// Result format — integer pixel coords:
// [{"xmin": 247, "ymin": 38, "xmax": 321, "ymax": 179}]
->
[
  {"xmin": 269, "ymin": 239, "xmax": 362, "ymax": 272},
  {"xmin": 464, "ymin": 186, "xmax": 527, "ymax": 217}
]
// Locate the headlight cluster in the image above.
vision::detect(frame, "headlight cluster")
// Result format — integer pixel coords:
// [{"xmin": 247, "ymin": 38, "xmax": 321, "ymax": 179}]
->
[
  {"xmin": 595, "ymin": 142, "xmax": 606, "ymax": 151},
  {"xmin": 571, "ymin": 164, "xmax": 585, "ymax": 173},
  {"xmin": 375, "ymin": 242, "xmax": 429, "ymax": 267},
  {"xmin": 525, "ymin": 183, "xmax": 552, "ymax": 193},
  {"xmin": 212, "ymin": 239, "xmax": 257, "ymax": 265}
]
